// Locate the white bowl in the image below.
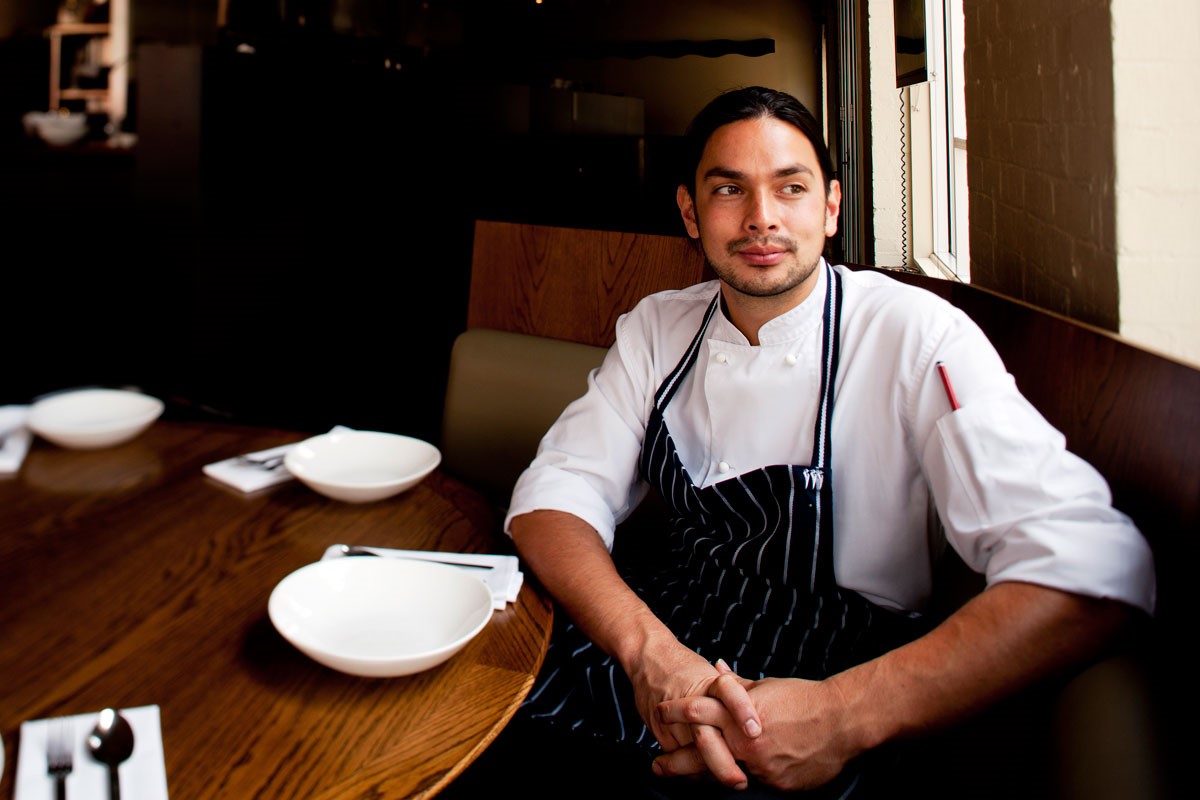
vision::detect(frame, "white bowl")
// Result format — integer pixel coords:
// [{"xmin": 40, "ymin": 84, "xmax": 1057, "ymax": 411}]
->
[
  {"xmin": 284, "ymin": 429, "xmax": 441, "ymax": 503},
  {"xmin": 268, "ymin": 557, "xmax": 493, "ymax": 677},
  {"xmin": 23, "ymin": 111, "xmax": 88, "ymax": 146},
  {"xmin": 29, "ymin": 388, "xmax": 165, "ymax": 449}
]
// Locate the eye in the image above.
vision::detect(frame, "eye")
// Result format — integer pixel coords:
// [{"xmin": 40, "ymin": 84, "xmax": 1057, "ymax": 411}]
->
[
  {"xmin": 781, "ymin": 183, "xmax": 807, "ymax": 196},
  {"xmin": 713, "ymin": 184, "xmax": 742, "ymax": 196}
]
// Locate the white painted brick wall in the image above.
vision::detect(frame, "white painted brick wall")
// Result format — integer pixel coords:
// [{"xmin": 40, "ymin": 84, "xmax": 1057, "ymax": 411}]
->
[
  {"xmin": 1113, "ymin": 0, "xmax": 1200, "ymax": 366},
  {"xmin": 869, "ymin": 0, "xmax": 907, "ymax": 267}
]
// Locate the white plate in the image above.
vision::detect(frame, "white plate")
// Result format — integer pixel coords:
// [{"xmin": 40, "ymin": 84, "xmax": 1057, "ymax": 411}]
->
[
  {"xmin": 268, "ymin": 557, "xmax": 493, "ymax": 677},
  {"xmin": 284, "ymin": 429, "xmax": 441, "ymax": 503},
  {"xmin": 28, "ymin": 388, "xmax": 164, "ymax": 449}
]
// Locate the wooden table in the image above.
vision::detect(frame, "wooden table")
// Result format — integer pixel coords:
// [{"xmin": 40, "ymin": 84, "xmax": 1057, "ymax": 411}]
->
[{"xmin": 0, "ymin": 420, "xmax": 553, "ymax": 799}]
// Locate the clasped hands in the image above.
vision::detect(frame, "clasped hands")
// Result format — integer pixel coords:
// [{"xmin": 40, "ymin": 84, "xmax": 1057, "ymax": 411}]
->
[{"xmin": 648, "ymin": 659, "xmax": 860, "ymax": 792}]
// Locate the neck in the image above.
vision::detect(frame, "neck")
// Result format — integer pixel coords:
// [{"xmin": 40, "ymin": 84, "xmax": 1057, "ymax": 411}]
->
[{"xmin": 719, "ymin": 266, "xmax": 823, "ymax": 346}]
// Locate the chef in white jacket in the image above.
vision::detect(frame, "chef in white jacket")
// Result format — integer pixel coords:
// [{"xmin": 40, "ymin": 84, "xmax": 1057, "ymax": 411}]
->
[{"xmin": 503, "ymin": 86, "xmax": 1155, "ymax": 798}]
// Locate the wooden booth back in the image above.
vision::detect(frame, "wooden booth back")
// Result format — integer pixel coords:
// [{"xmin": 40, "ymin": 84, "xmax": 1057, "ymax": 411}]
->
[{"xmin": 467, "ymin": 219, "xmax": 711, "ymax": 347}]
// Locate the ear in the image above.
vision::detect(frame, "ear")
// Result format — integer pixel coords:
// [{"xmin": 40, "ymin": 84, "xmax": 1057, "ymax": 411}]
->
[
  {"xmin": 824, "ymin": 179, "xmax": 842, "ymax": 237},
  {"xmin": 677, "ymin": 185, "xmax": 700, "ymax": 239}
]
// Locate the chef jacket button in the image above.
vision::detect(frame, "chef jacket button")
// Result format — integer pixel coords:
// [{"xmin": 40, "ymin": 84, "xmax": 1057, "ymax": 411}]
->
[
  {"xmin": 715, "ymin": 352, "xmax": 728, "ymax": 364},
  {"xmin": 785, "ymin": 354, "xmax": 798, "ymax": 366},
  {"xmin": 718, "ymin": 461, "xmax": 730, "ymax": 473}
]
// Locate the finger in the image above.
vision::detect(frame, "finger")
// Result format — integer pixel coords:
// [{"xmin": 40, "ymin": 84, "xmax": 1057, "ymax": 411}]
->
[
  {"xmin": 650, "ymin": 718, "xmax": 687, "ymax": 752},
  {"xmin": 690, "ymin": 723, "xmax": 750, "ymax": 789},
  {"xmin": 707, "ymin": 671, "xmax": 762, "ymax": 739},
  {"xmin": 714, "ymin": 658, "xmax": 757, "ymax": 688},
  {"xmin": 653, "ymin": 743, "xmax": 709, "ymax": 779},
  {"xmin": 657, "ymin": 695, "xmax": 730, "ymax": 728},
  {"xmin": 652, "ymin": 732, "xmax": 747, "ymax": 789}
]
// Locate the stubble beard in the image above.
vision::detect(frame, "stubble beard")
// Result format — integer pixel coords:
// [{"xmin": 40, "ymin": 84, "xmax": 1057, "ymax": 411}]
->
[{"xmin": 701, "ymin": 233, "xmax": 821, "ymax": 300}]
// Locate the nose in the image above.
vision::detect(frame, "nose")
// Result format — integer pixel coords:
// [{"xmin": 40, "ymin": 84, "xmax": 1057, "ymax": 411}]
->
[{"xmin": 744, "ymin": 189, "xmax": 779, "ymax": 233}]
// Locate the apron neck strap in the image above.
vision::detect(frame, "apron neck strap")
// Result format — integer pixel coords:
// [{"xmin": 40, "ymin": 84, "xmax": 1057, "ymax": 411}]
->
[
  {"xmin": 811, "ymin": 261, "xmax": 842, "ymax": 471},
  {"xmin": 654, "ymin": 291, "xmax": 720, "ymax": 410}
]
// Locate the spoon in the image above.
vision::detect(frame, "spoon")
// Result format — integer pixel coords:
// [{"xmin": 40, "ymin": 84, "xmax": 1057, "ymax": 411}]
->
[{"xmin": 87, "ymin": 708, "xmax": 135, "ymax": 800}]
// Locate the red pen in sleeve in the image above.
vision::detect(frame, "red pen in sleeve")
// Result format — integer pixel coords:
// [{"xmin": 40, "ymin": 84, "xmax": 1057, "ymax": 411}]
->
[{"xmin": 935, "ymin": 361, "xmax": 961, "ymax": 411}]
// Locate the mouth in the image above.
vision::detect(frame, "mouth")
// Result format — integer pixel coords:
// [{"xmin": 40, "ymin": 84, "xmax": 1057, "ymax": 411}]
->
[
  {"xmin": 729, "ymin": 236, "xmax": 796, "ymax": 267},
  {"xmin": 736, "ymin": 246, "xmax": 790, "ymax": 267}
]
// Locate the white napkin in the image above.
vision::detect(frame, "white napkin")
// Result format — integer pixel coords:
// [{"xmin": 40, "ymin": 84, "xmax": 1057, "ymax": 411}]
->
[
  {"xmin": 0, "ymin": 404, "xmax": 33, "ymax": 474},
  {"xmin": 202, "ymin": 442, "xmax": 299, "ymax": 493},
  {"xmin": 15, "ymin": 705, "xmax": 169, "ymax": 800},
  {"xmin": 321, "ymin": 544, "xmax": 524, "ymax": 611},
  {"xmin": 202, "ymin": 425, "xmax": 352, "ymax": 493}
]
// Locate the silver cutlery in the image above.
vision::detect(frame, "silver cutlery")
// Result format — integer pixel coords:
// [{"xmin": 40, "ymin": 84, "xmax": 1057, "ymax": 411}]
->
[
  {"xmin": 337, "ymin": 544, "xmax": 494, "ymax": 570},
  {"xmin": 87, "ymin": 708, "xmax": 135, "ymax": 800},
  {"xmin": 47, "ymin": 718, "xmax": 73, "ymax": 800},
  {"xmin": 235, "ymin": 453, "xmax": 288, "ymax": 471}
]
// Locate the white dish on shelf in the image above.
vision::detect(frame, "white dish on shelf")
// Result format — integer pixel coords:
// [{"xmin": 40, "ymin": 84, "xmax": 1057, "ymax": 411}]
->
[
  {"xmin": 268, "ymin": 557, "xmax": 493, "ymax": 678},
  {"xmin": 29, "ymin": 388, "xmax": 164, "ymax": 449},
  {"xmin": 284, "ymin": 429, "xmax": 441, "ymax": 503},
  {"xmin": 23, "ymin": 110, "xmax": 88, "ymax": 146}
]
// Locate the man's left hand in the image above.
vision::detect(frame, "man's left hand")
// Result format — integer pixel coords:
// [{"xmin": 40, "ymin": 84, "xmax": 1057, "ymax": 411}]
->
[{"xmin": 654, "ymin": 665, "xmax": 865, "ymax": 791}]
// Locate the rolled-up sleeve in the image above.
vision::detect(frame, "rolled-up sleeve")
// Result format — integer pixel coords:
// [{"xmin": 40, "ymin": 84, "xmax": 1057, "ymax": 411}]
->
[
  {"xmin": 503, "ymin": 311, "xmax": 657, "ymax": 550},
  {"xmin": 911, "ymin": 311, "xmax": 1157, "ymax": 615}
]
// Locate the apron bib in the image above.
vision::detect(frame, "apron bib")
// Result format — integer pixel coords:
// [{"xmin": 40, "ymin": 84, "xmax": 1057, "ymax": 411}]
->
[{"xmin": 522, "ymin": 264, "xmax": 925, "ymax": 751}]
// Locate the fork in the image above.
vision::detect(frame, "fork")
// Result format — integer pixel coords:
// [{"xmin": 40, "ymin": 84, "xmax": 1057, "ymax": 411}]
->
[
  {"xmin": 47, "ymin": 718, "xmax": 73, "ymax": 800},
  {"xmin": 235, "ymin": 453, "xmax": 287, "ymax": 471}
]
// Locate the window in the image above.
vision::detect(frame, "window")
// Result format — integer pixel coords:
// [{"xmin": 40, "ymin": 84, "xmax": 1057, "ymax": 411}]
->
[{"xmin": 922, "ymin": 0, "xmax": 969, "ymax": 280}]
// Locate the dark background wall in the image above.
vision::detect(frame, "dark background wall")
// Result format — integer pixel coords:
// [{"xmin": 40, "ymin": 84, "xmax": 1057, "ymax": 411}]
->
[{"xmin": 1, "ymin": 1, "xmax": 824, "ymax": 442}]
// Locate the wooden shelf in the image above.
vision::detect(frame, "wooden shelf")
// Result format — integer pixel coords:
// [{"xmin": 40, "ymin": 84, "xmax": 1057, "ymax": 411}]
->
[
  {"xmin": 44, "ymin": 2, "xmax": 127, "ymax": 120},
  {"xmin": 59, "ymin": 88, "xmax": 110, "ymax": 101},
  {"xmin": 47, "ymin": 22, "xmax": 111, "ymax": 36}
]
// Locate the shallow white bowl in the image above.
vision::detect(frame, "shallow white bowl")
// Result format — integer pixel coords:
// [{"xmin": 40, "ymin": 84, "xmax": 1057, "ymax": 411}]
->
[
  {"xmin": 268, "ymin": 557, "xmax": 493, "ymax": 677},
  {"xmin": 29, "ymin": 389, "xmax": 165, "ymax": 449},
  {"xmin": 23, "ymin": 111, "xmax": 88, "ymax": 146},
  {"xmin": 284, "ymin": 429, "xmax": 441, "ymax": 503}
]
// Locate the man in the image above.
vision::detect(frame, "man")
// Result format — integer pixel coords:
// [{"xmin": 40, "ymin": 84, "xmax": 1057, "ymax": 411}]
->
[{"xmin": 502, "ymin": 86, "xmax": 1155, "ymax": 796}]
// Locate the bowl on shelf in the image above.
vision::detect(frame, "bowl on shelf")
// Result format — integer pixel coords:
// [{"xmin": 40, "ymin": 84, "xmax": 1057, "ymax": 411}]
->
[
  {"xmin": 28, "ymin": 388, "xmax": 165, "ymax": 449},
  {"xmin": 284, "ymin": 429, "xmax": 441, "ymax": 503},
  {"xmin": 268, "ymin": 557, "xmax": 494, "ymax": 678},
  {"xmin": 22, "ymin": 110, "xmax": 88, "ymax": 147}
]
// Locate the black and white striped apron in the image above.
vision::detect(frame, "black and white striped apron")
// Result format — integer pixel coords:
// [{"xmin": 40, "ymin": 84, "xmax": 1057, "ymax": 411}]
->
[{"xmin": 522, "ymin": 263, "xmax": 925, "ymax": 755}]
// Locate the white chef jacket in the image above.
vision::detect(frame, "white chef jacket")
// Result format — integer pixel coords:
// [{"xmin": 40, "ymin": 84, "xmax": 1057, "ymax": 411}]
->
[{"xmin": 505, "ymin": 261, "xmax": 1156, "ymax": 615}]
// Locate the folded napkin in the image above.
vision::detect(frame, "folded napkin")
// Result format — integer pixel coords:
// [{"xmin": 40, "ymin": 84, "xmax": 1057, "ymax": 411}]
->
[
  {"xmin": 0, "ymin": 404, "xmax": 33, "ymax": 475},
  {"xmin": 321, "ymin": 544, "xmax": 524, "ymax": 611},
  {"xmin": 202, "ymin": 425, "xmax": 352, "ymax": 493},
  {"xmin": 15, "ymin": 704, "xmax": 169, "ymax": 800},
  {"xmin": 202, "ymin": 442, "xmax": 298, "ymax": 493}
]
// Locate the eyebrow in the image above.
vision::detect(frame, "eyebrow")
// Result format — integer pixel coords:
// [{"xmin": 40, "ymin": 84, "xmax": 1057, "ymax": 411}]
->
[{"xmin": 703, "ymin": 163, "xmax": 816, "ymax": 182}]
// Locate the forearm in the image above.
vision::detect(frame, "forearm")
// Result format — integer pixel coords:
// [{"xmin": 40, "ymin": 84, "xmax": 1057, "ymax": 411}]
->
[
  {"xmin": 656, "ymin": 580, "xmax": 1140, "ymax": 789},
  {"xmin": 509, "ymin": 509, "xmax": 680, "ymax": 672},
  {"xmin": 830, "ymin": 581, "xmax": 1140, "ymax": 753}
]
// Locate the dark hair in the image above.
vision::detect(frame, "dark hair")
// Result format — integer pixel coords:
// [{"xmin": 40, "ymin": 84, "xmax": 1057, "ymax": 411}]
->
[{"xmin": 681, "ymin": 86, "xmax": 836, "ymax": 198}]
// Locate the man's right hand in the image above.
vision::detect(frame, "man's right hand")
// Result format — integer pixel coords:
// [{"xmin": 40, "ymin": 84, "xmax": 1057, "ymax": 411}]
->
[
  {"xmin": 510, "ymin": 510, "xmax": 761, "ymax": 789},
  {"xmin": 626, "ymin": 638, "xmax": 763, "ymax": 788}
]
